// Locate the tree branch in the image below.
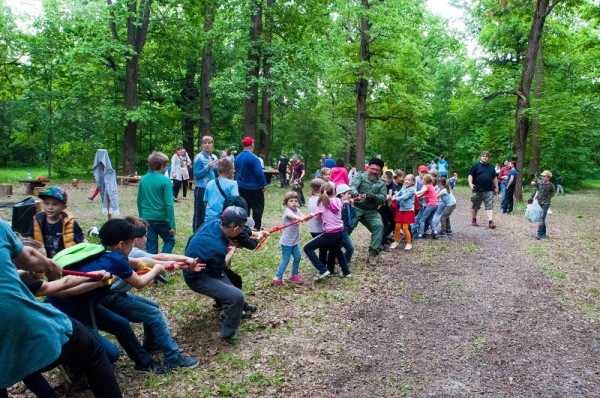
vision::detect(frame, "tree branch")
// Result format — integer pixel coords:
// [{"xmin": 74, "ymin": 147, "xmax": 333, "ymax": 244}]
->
[
  {"xmin": 484, "ymin": 89, "xmax": 527, "ymax": 103},
  {"xmin": 106, "ymin": 0, "xmax": 119, "ymax": 41},
  {"xmin": 545, "ymin": 0, "xmax": 564, "ymax": 18}
]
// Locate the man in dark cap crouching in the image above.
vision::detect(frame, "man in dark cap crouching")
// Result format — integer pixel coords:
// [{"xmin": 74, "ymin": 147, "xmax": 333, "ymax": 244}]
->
[
  {"xmin": 349, "ymin": 158, "xmax": 388, "ymax": 265},
  {"xmin": 184, "ymin": 206, "xmax": 249, "ymax": 346}
]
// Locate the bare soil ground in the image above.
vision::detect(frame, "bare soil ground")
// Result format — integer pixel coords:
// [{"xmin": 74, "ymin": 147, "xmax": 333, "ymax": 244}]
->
[{"xmin": 4, "ymin": 184, "xmax": 600, "ymax": 397}]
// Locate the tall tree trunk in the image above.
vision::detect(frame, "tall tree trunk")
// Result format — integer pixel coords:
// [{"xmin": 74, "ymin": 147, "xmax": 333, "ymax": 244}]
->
[
  {"xmin": 243, "ymin": 0, "xmax": 262, "ymax": 142},
  {"xmin": 199, "ymin": 0, "xmax": 214, "ymax": 148},
  {"xmin": 180, "ymin": 60, "xmax": 199, "ymax": 156},
  {"xmin": 355, "ymin": 0, "xmax": 370, "ymax": 169},
  {"xmin": 259, "ymin": 0, "xmax": 274, "ymax": 163},
  {"xmin": 108, "ymin": 0, "xmax": 152, "ymax": 175},
  {"xmin": 123, "ymin": 54, "xmax": 139, "ymax": 175},
  {"xmin": 513, "ymin": 0, "xmax": 561, "ymax": 201},
  {"xmin": 528, "ymin": 44, "xmax": 543, "ymax": 179}
]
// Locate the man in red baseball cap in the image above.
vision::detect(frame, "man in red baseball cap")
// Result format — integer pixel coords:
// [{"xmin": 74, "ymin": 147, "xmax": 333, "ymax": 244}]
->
[{"xmin": 234, "ymin": 137, "xmax": 268, "ymax": 231}]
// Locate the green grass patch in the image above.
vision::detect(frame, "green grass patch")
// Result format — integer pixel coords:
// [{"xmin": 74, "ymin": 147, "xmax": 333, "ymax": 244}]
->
[{"xmin": 581, "ymin": 179, "xmax": 600, "ymax": 189}]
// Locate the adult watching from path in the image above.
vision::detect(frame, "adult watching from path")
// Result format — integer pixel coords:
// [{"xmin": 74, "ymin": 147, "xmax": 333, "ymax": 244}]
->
[
  {"xmin": 323, "ymin": 153, "xmax": 336, "ymax": 169},
  {"xmin": 501, "ymin": 160, "xmax": 518, "ymax": 214},
  {"xmin": 235, "ymin": 137, "xmax": 268, "ymax": 230},
  {"xmin": 468, "ymin": 150, "xmax": 499, "ymax": 229},
  {"xmin": 291, "ymin": 154, "xmax": 306, "ymax": 207},
  {"xmin": 277, "ymin": 153, "xmax": 290, "ymax": 188},
  {"xmin": 349, "ymin": 158, "xmax": 388, "ymax": 265},
  {"xmin": 193, "ymin": 136, "xmax": 218, "ymax": 231},
  {"xmin": 437, "ymin": 154, "xmax": 449, "ymax": 178}
]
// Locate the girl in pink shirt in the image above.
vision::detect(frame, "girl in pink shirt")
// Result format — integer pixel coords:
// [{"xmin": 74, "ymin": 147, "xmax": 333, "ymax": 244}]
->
[
  {"xmin": 303, "ymin": 183, "xmax": 351, "ymax": 279},
  {"xmin": 415, "ymin": 174, "xmax": 439, "ymax": 239},
  {"xmin": 330, "ymin": 159, "xmax": 349, "ymax": 187}
]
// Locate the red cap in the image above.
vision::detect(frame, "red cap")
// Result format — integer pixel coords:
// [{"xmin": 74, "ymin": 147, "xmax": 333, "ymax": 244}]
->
[
  {"xmin": 418, "ymin": 165, "xmax": 428, "ymax": 173},
  {"xmin": 242, "ymin": 137, "xmax": 254, "ymax": 147}
]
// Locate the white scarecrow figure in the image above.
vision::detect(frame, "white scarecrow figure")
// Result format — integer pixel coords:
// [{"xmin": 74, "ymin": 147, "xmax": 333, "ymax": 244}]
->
[{"xmin": 93, "ymin": 149, "xmax": 120, "ymax": 217}]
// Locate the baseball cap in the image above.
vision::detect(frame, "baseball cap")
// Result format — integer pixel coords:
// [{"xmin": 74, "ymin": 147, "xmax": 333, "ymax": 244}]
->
[
  {"xmin": 220, "ymin": 206, "xmax": 248, "ymax": 227},
  {"xmin": 417, "ymin": 165, "xmax": 428, "ymax": 173},
  {"xmin": 242, "ymin": 136, "xmax": 254, "ymax": 147},
  {"xmin": 38, "ymin": 186, "xmax": 68, "ymax": 204},
  {"xmin": 99, "ymin": 219, "xmax": 147, "ymax": 247},
  {"xmin": 336, "ymin": 184, "xmax": 352, "ymax": 196}
]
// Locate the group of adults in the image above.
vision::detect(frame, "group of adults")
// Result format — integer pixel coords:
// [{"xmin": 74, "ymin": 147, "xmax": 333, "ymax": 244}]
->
[{"xmin": 192, "ymin": 136, "xmax": 269, "ymax": 232}]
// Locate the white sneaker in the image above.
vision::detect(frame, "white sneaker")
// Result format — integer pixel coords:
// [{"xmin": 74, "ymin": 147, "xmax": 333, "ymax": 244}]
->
[
  {"xmin": 314, "ymin": 270, "xmax": 330, "ymax": 280},
  {"xmin": 390, "ymin": 242, "xmax": 399, "ymax": 249},
  {"xmin": 404, "ymin": 244, "xmax": 412, "ymax": 251}
]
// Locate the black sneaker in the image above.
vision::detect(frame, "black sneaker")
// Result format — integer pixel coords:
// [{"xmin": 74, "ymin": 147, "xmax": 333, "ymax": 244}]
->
[
  {"xmin": 221, "ymin": 335, "xmax": 240, "ymax": 346},
  {"xmin": 241, "ymin": 312, "xmax": 253, "ymax": 320},
  {"xmin": 164, "ymin": 356, "xmax": 199, "ymax": 370},
  {"xmin": 243, "ymin": 303, "xmax": 257, "ymax": 313},
  {"xmin": 135, "ymin": 360, "xmax": 169, "ymax": 374}
]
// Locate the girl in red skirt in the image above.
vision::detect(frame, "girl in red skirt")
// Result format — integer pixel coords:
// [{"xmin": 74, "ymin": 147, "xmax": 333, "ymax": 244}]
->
[{"xmin": 391, "ymin": 174, "xmax": 416, "ymax": 251}]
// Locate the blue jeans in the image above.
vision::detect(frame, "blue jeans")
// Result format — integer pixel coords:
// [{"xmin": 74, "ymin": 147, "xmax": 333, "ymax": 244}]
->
[
  {"xmin": 431, "ymin": 202, "xmax": 446, "ymax": 232},
  {"xmin": 276, "ymin": 244, "xmax": 301, "ymax": 279},
  {"xmin": 501, "ymin": 186, "xmax": 515, "ymax": 213},
  {"xmin": 146, "ymin": 220, "xmax": 175, "ymax": 254},
  {"xmin": 184, "ymin": 273, "xmax": 244, "ymax": 338},
  {"xmin": 500, "ymin": 183, "xmax": 506, "ymax": 204},
  {"xmin": 341, "ymin": 229, "xmax": 354, "ymax": 264},
  {"xmin": 419, "ymin": 205, "xmax": 439, "ymax": 235},
  {"xmin": 193, "ymin": 186, "xmax": 207, "ymax": 231},
  {"xmin": 538, "ymin": 203, "xmax": 551, "ymax": 234},
  {"xmin": 304, "ymin": 231, "xmax": 350, "ymax": 276},
  {"xmin": 100, "ymin": 292, "xmax": 180, "ymax": 363}
]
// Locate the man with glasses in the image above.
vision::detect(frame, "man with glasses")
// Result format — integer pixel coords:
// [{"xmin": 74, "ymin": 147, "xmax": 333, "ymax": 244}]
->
[{"xmin": 468, "ymin": 151, "xmax": 499, "ymax": 229}]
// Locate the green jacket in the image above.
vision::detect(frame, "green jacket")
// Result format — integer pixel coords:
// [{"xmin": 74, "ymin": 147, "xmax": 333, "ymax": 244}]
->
[{"xmin": 351, "ymin": 172, "xmax": 387, "ymax": 210}]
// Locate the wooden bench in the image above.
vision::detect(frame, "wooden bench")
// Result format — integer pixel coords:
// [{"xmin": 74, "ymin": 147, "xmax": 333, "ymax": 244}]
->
[{"xmin": 117, "ymin": 176, "xmax": 142, "ymax": 185}]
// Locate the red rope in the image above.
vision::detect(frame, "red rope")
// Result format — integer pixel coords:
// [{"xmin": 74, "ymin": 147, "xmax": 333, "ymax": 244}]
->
[
  {"xmin": 255, "ymin": 211, "xmax": 322, "ymax": 250},
  {"xmin": 61, "ymin": 269, "xmax": 105, "ymax": 280}
]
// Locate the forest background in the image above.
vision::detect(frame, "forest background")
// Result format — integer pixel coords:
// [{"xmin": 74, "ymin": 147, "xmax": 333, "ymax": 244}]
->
[{"xmin": 1, "ymin": 0, "xmax": 599, "ymax": 195}]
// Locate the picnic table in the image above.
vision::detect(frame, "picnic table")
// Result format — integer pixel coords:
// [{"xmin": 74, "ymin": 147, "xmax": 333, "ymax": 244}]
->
[{"xmin": 263, "ymin": 169, "xmax": 279, "ymax": 185}]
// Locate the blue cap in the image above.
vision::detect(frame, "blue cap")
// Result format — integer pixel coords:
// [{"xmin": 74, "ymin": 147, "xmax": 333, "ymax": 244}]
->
[{"xmin": 38, "ymin": 186, "xmax": 67, "ymax": 204}]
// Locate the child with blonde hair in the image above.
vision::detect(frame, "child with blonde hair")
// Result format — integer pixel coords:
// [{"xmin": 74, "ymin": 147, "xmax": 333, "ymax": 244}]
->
[
  {"xmin": 307, "ymin": 178, "xmax": 329, "ymax": 269},
  {"xmin": 273, "ymin": 191, "xmax": 305, "ymax": 285},
  {"xmin": 392, "ymin": 174, "xmax": 416, "ymax": 250}
]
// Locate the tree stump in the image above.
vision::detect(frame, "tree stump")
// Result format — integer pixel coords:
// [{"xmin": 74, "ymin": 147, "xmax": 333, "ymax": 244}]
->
[{"xmin": 0, "ymin": 184, "xmax": 12, "ymax": 196}]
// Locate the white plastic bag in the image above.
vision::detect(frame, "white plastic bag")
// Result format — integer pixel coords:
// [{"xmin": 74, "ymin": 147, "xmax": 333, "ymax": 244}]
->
[{"xmin": 525, "ymin": 199, "xmax": 542, "ymax": 223}]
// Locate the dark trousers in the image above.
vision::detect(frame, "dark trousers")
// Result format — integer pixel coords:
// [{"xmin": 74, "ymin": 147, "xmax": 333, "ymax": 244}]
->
[
  {"xmin": 311, "ymin": 232, "xmax": 329, "ymax": 272},
  {"xmin": 0, "ymin": 318, "xmax": 123, "ymax": 398},
  {"xmin": 293, "ymin": 182, "xmax": 305, "ymax": 206},
  {"xmin": 501, "ymin": 186, "xmax": 515, "ymax": 213},
  {"xmin": 378, "ymin": 204, "xmax": 395, "ymax": 245},
  {"xmin": 172, "ymin": 179, "xmax": 188, "ymax": 198},
  {"xmin": 193, "ymin": 186, "xmax": 207, "ymax": 231},
  {"xmin": 304, "ymin": 231, "xmax": 350, "ymax": 276},
  {"xmin": 239, "ymin": 187, "xmax": 265, "ymax": 230}
]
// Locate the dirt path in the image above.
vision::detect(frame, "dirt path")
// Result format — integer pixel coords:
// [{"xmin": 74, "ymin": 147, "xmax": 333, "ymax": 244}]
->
[{"xmin": 282, "ymin": 191, "xmax": 600, "ymax": 397}]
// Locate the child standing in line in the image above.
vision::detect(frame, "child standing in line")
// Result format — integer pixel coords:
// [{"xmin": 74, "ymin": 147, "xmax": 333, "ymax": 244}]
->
[
  {"xmin": 273, "ymin": 191, "xmax": 305, "ymax": 285},
  {"xmin": 26, "ymin": 186, "xmax": 86, "ymax": 258},
  {"xmin": 449, "ymin": 173, "xmax": 459, "ymax": 190},
  {"xmin": 391, "ymin": 174, "xmax": 416, "ymax": 251},
  {"xmin": 137, "ymin": 151, "xmax": 177, "ymax": 254},
  {"xmin": 319, "ymin": 167, "xmax": 335, "ymax": 189},
  {"xmin": 204, "ymin": 158, "xmax": 239, "ymax": 224},
  {"xmin": 336, "ymin": 184, "xmax": 356, "ymax": 264},
  {"xmin": 415, "ymin": 174, "xmax": 439, "ymax": 239},
  {"xmin": 535, "ymin": 170, "xmax": 556, "ymax": 240},
  {"xmin": 434, "ymin": 177, "xmax": 457, "ymax": 237},
  {"xmin": 307, "ymin": 178, "xmax": 329, "ymax": 271},
  {"xmin": 304, "ymin": 183, "xmax": 351, "ymax": 279}
]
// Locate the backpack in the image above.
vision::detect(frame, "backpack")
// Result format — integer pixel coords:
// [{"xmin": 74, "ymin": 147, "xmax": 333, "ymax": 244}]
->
[
  {"xmin": 215, "ymin": 179, "xmax": 248, "ymax": 212},
  {"xmin": 52, "ymin": 242, "xmax": 105, "ymax": 269}
]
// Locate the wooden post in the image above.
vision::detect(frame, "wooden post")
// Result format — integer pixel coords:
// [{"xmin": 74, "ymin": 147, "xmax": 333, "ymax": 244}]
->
[
  {"xmin": 0, "ymin": 184, "xmax": 12, "ymax": 196},
  {"xmin": 106, "ymin": 193, "xmax": 112, "ymax": 220}
]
